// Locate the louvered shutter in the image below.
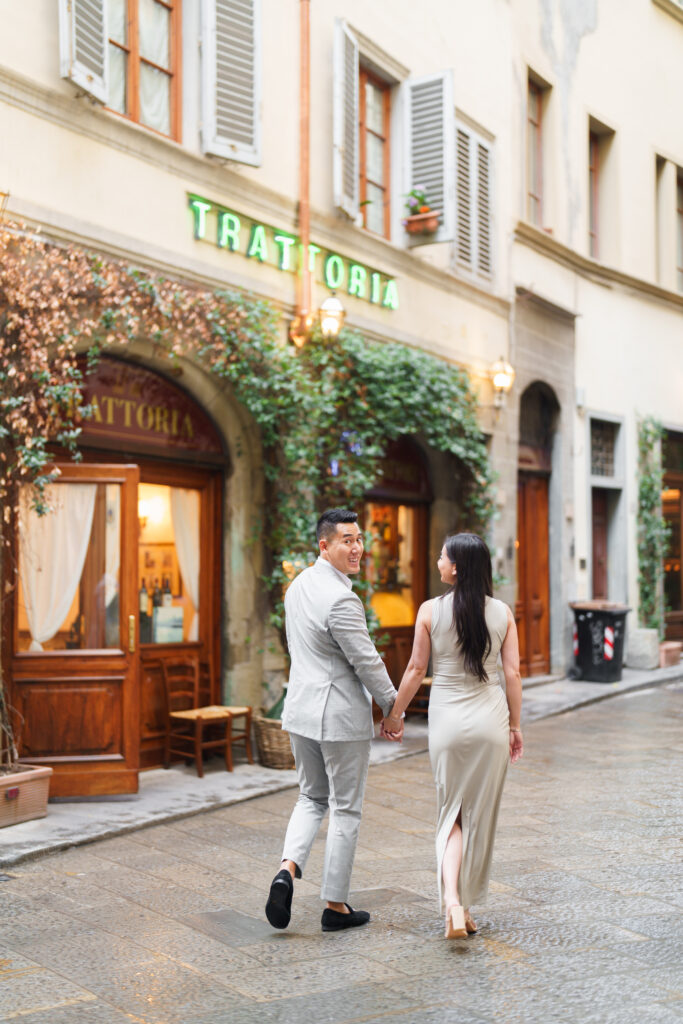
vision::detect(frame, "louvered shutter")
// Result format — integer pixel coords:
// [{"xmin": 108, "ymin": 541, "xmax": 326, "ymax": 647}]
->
[
  {"xmin": 456, "ymin": 124, "xmax": 493, "ymax": 276},
  {"xmin": 202, "ymin": 0, "xmax": 261, "ymax": 166},
  {"xmin": 456, "ymin": 127, "xmax": 472, "ymax": 264},
  {"xmin": 404, "ymin": 71, "xmax": 455, "ymax": 246},
  {"xmin": 58, "ymin": 0, "xmax": 108, "ymax": 104},
  {"xmin": 333, "ymin": 20, "xmax": 359, "ymax": 220},
  {"xmin": 476, "ymin": 141, "xmax": 492, "ymax": 275}
]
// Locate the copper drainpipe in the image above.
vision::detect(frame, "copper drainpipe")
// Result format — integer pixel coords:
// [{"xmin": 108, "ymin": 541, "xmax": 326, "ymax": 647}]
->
[{"xmin": 291, "ymin": 0, "xmax": 311, "ymax": 345}]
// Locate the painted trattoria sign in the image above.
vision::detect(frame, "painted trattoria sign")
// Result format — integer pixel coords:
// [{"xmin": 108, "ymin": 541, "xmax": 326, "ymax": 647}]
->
[{"xmin": 188, "ymin": 194, "xmax": 399, "ymax": 310}]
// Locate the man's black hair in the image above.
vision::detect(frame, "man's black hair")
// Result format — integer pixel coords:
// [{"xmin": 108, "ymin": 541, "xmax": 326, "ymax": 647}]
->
[{"xmin": 316, "ymin": 508, "xmax": 358, "ymax": 543}]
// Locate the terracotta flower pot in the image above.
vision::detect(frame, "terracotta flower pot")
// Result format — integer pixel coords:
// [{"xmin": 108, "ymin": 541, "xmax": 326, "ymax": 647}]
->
[
  {"xmin": 0, "ymin": 764, "xmax": 53, "ymax": 828},
  {"xmin": 404, "ymin": 209, "xmax": 441, "ymax": 235}
]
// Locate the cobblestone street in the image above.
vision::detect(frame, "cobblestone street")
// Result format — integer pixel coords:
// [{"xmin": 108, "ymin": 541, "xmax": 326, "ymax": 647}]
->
[{"xmin": 1, "ymin": 683, "xmax": 681, "ymax": 1024}]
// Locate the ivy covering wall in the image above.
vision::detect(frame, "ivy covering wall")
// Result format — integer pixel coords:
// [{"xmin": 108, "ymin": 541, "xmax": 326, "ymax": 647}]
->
[
  {"xmin": 637, "ymin": 417, "xmax": 670, "ymax": 637},
  {"xmin": 1, "ymin": 224, "xmax": 494, "ymax": 640}
]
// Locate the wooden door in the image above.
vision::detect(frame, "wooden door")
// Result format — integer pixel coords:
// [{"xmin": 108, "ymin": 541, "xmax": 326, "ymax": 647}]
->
[
  {"xmin": 10, "ymin": 464, "xmax": 140, "ymax": 797},
  {"xmin": 516, "ymin": 474, "xmax": 550, "ymax": 676},
  {"xmin": 592, "ymin": 489, "xmax": 609, "ymax": 600},
  {"xmin": 137, "ymin": 463, "xmax": 222, "ymax": 769}
]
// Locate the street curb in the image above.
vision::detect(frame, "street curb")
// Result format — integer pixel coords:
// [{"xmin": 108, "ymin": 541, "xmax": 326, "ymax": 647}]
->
[
  {"xmin": 0, "ymin": 738, "xmax": 426, "ymax": 870},
  {"xmin": 1, "ymin": 667, "xmax": 680, "ymax": 870},
  {"xmin": 524, "ymin": 671, "xmax": 683, "ymax": 722}
]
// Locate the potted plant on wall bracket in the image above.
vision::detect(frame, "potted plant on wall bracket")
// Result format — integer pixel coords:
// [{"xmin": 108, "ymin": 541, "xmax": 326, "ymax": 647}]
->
[{"xmin": 403, "ymin": 185, "xmax": 441, "ymax": 235}]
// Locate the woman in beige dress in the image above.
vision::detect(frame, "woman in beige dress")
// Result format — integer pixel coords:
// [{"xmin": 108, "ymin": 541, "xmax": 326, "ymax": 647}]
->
[{"xmin": 382, "ymin": 533, "xmax": 523, "ymax": 939}]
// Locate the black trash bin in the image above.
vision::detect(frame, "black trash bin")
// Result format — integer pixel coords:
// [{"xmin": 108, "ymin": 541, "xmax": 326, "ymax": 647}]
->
[{"xmin": 569, "ymin": 601, "xmax": 630, "ymax": 682}]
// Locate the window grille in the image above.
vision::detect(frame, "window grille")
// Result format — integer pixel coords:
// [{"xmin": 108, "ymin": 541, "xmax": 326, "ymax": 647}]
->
[{"xmin": 591, "ymin": 420, "xmax": 616, "ymax": 477}]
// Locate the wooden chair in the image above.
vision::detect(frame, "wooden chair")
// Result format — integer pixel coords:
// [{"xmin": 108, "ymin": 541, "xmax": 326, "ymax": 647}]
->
[
  {"xmin": 161, "ymin": 658, "xmax": 253, "ymax": 777},
  {"xmin": 200, "ymin": 659, "xmax": 254, "ymax": 769}
]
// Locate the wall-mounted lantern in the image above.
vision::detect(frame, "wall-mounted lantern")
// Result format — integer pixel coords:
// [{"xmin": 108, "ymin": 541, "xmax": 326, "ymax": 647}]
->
[
  {"xmin": 490, "ymin": 356, "xmax": 516, "ymax": 409},
  {"xmin": 319, "ymin": 293, "xmax": 346, "ymax": 339}
]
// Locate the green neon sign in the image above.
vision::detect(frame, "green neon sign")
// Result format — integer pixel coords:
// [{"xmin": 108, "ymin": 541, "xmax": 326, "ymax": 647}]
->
[{"xmin": 188, "ymin": 194, "xmax": 398, "ymax": 311}]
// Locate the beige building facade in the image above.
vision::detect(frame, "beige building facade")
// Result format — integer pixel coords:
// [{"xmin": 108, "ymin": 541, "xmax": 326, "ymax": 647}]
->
[{"xmin": 1, "ymin": 0, "xmax": 682, "ymax": 792}]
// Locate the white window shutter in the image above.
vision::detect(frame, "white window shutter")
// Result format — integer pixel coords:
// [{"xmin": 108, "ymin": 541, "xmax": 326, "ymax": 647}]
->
[
  {"xmin": 404, "ymin": 70, "xmax": 455, "ymax": 246},
  {"xmin": 58, "ymin": 0, "xmax": 108, "ymax": 104},
  {"xmin": 202, "ymin": 0, "xmax": 261, "ymax": 166},
  {"xmin": 476, "ymin": 141, "xmax": 492, "ymax": 275},
  {"xmin": 456, "ymin": 127, "xmax": 472, "ymax": 264},
  {"xmin": 456, "ymin": 123, "xmax": 493, "ymax": 276},
  {"xmin": 333, "ymin": 19, "xmax": 359, "ymax": 220}
]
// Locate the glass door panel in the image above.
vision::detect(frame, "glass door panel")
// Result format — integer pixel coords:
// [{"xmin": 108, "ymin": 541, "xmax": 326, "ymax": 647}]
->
[
  {"xmin": 16, "ymin": 483, "xmax": 121, "ymax": 652},
  {"xmin": 137, "ymin": 483, "xmax": 200, "ymax": 644}
]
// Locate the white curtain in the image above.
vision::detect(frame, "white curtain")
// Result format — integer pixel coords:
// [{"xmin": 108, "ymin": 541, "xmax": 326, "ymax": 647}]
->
[
  {"xmin": 19, "ymin": 483, "xmax": 97, "ymax": 651},
  {"xmin": 170, "ymin": 487, "xmax": 200, "ymax": 641}
]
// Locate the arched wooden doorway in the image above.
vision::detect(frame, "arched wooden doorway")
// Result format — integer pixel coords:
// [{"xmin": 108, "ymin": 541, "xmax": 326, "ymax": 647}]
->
[
  {"xmin": 364, "ymin": 437, "xmax": 432, "ymax": 683},
  {"xmin": 8, "ymin": 357, "xmax": 227, "ymax": 796},
  {"xmin": 516, "ymin": 382, "xmax": 560, "ymax": 676}
]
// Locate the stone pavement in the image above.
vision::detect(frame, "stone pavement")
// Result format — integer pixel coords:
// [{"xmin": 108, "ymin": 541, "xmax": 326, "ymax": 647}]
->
[
  {"xmin": 0, "ymin": 681, "xmax": 682, "ymax": 1024},
  {"xmin": 1, "ymin": 661, "xmax": 680, "ymax": 869}
]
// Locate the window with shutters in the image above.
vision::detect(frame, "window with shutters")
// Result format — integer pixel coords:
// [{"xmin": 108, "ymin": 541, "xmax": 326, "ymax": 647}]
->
[
  {"xmin": 107, "ymin": 0, "xmax": 180, "ymax": 139},
  {"xmin": 527, "ymin": 78, "xmax": 544, "ymax": 226},
  {"xmin": 677, "ymin": 171, "xmax": 683, "ymax": 293},
  {"xmin": 587, "ymin": 117, "xmax": 615, "ymax": 263},
  {"xmin": 404, "ymin": 72, "xmax": 455, "ymax": 247},
  {"xmin": 588, "ymin": 130, "xmax": 600, "ymax": 258},
  {"xmin": 455, "ymin": 124, "xmax": 492, "ymax": 277},
  {"xmin": 201, "ymin": 0, "xmax": 261, "ymax": 166},
  {"xmin": 359, "ymin": 68, "xmax": 391, "ymax": 238}
]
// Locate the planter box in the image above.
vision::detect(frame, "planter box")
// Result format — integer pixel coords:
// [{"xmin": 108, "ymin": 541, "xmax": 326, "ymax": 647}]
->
[
  {"xmin": 404, "ymin": 210, "xmax": 441, "ymax": 235},
  {"xmin": 659, "ymin": 641, "xmax": 682, "ymax": 668},
  {"xmin": 0, "ymin": 764, "xmax": 53, "ymax": 828}
]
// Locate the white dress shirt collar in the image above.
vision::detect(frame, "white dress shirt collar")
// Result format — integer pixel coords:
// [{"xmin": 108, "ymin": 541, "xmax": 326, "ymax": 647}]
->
[{"xmin": 315, "ymin": 555, "xmax": 353, "ymax": 590}]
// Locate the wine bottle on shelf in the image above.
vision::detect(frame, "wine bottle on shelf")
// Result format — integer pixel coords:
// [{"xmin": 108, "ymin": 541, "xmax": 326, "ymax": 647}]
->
[
  {"xmin": 139, "ymin": 577, "xmax": 151, "ymax": 643},
  {"xmin": 162, "ymin": 576, "xmax": 173, "ymax": 608},
  {"xmin": 152, "ymin": 578, "xmax": 162, "ymax": 608}
]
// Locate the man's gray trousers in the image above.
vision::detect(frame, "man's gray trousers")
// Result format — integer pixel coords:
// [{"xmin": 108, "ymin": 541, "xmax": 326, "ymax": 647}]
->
[{"xmin": 282, "ymin": 734, "xmax": 371, "ymax": 903}]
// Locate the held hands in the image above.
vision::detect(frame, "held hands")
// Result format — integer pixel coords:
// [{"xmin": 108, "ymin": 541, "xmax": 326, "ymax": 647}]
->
[
  {"xmin": 509, "ymin": 727, "xmax": 523, "ymax": 764},
  {"xmin": 380, "ymin": 715, "xmax": 404, "ymax": 742}
]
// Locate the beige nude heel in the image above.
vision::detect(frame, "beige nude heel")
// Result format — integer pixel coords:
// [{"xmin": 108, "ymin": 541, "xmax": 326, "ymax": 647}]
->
[
  {"xmin": 445, "ymin": 904, "xmax": 467, "ymax": 939},
  {"xmin": 464, "ymin": 910, "xmax": 478, "ymax": 934}
]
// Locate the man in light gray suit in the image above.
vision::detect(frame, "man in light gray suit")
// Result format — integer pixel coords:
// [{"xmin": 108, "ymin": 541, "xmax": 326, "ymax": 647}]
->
[{"xmin": 265, "ymin": 508, "xmax": 403, "ymax": 932}]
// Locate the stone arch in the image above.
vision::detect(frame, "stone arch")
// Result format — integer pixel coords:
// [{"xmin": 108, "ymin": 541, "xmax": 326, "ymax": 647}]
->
[{"xmin": 79, "ymin": 341, "xmax": 272, "ymax": 708}]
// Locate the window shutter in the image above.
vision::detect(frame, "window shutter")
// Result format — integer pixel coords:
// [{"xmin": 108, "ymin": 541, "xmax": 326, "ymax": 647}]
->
[
  {"xmin": 201, "ymin": 0, "xmax": 261, "ymax": 166},
  {"xmin": 333, "ymin": 19, "xmax": 359, "ymax": 220},
  {"xmin": 456, "ymin": 124, "xmax": 493, "ymax": 277},
  {"xmin": 58, "ymin": 0, "xmax": 108, "ymax": 104},
  {"xmin": 476, "ymin": 141, "xmax": 492, "ymax": 275},
  {"xmin": 456, "ymin": 127, "xmax": 472, "ymax": 264},
  {"xmin": 405, "ymin": 70, "xmax": 455, "ymax": 246}
]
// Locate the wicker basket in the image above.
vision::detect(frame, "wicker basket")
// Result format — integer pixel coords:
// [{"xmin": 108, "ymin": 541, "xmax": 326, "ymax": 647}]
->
[{"xmin": 253, "ymin": 715, "xmax": 295, "ymax": 770}]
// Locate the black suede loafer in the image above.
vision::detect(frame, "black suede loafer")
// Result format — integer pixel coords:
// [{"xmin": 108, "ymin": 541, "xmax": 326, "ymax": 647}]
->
[
  {"xmin": 265, "ymin": 869, "xmax": 293, "ymax": 929},
  {"xmin": 321, "ymin": 904, "xmax": 370, "ymax": 932}
]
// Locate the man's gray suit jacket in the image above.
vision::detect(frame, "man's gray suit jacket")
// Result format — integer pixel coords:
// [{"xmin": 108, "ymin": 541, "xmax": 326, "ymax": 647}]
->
[{"xmin": 281, "ymin": 557, "xmax": 397, "ymax": 742}]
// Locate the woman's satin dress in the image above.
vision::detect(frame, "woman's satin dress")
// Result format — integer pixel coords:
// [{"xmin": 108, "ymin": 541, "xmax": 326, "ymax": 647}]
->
[{"xmin": 428, "ymin": 594, "xmax": 510, "ymax": 909}]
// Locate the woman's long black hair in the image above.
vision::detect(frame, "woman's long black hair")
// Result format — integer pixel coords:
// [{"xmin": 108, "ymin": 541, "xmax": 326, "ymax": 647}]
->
[{"xmin": 445, "ymin": 533, "xmax": 493, "ymax": 682}]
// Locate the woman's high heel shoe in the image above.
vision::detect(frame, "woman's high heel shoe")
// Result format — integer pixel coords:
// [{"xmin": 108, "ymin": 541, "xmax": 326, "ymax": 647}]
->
[
  {"xmin": 445, "ymin": 904, "xmax": 467, "ymax": 939},
  {"xmin": 464, "ymin": 910, "xmax": 478, "ymax": 934}
]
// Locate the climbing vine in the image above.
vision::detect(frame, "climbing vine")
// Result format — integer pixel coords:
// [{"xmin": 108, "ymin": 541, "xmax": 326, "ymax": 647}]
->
[
  {"xmin": 1, "ymin": 223, "xmax": 495, "ymax": 653},
  {"xmin": 637, "ymin": 417, "xmax": 670, "ymax": 637}
]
